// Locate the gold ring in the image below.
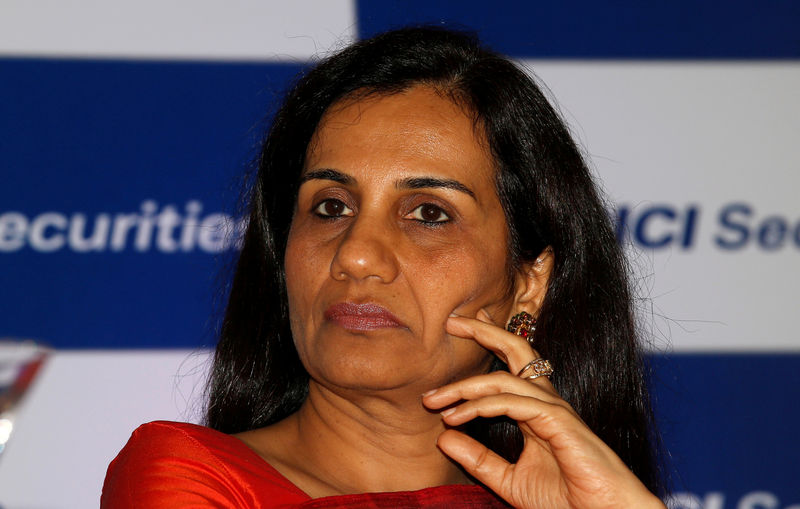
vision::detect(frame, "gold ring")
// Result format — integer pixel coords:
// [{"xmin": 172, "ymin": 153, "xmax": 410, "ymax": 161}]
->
[{"xmin": 516, "ymin": 358, "xmax": 553, "ymax": 380}]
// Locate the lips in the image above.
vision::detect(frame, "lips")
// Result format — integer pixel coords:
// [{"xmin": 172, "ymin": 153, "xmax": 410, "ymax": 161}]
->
[{"xmin": 324, "ymin": 302, "xmax": 405, "ymax": 331}]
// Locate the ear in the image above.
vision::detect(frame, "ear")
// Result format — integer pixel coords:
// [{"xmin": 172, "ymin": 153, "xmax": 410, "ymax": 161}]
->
[{"xmin": 511, "ymin": 246, "xmax": 554, "ymax": 318}]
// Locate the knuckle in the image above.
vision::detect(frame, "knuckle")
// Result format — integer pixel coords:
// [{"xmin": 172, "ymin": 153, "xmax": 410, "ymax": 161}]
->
[
  {"xmin": 472, "ymin": 445, "xmax": 492, "ymax": 473},
  {"xmin": 554, "ymin": 397, "xmax": 575, "ymax": 412},
  {"xmin": 549, "ymin": 402, "xmax": 574, "ymax": 421}
]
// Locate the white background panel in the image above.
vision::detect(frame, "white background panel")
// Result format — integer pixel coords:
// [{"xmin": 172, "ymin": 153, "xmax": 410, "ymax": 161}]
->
[
  {"xmin": 0, "ymin": 351, "xmax": 209, "ymax": 509},
  {"xmin": 526, "ymin": 61, "xmax": 800, "ymax": 351},
  {"xmin": 0, "ymin": 0, "xmax": 356, "ymax": 60}
]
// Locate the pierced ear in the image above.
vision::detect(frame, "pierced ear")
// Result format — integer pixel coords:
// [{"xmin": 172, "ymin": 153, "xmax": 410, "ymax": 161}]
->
[{"xmin": 512, "ymin": 246, "xmax": 554, "ymax": 316}]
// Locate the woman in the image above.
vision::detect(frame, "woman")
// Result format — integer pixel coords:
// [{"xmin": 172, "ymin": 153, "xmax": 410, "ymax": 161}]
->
[{"xmin": 102, "ymin": 27, "xmax": 666, "ymax": 508}]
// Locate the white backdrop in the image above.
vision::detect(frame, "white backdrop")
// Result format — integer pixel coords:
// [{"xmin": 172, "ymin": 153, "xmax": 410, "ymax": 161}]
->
[{"xmin": 530, "ymin": 62, "xmax": 800, "ymax": 351}]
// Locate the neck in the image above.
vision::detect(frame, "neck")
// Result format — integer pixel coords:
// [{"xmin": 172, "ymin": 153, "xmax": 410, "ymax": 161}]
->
[{"xmin": 272, "ymin": 381, "xmax": 470, "ymax": 497}]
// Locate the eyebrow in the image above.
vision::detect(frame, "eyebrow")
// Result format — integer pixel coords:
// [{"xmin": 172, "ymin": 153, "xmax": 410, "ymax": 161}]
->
[
  {"xmin": 300, "ymin": 168, "xmax": 476, "ymax": 200},
  {"xmin": 300, "ymin": 169, "xmax": 356, "ymax": 185},
  {"xmin": 398, "ymin": 177, "xmax": 476, "ymax": 200}
]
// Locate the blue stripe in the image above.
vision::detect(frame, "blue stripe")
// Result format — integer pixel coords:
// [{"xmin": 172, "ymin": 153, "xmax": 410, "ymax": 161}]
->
[
  {"xmin": 649, "ymin": 353, "xmax": 800, "ymax": 498},
  {"xmin": 0, "ymin": 59, "xmax": 304, "ymax": 349},
  {"xmin": 357, "ymin": 0, "xmax": 800, "ymax": 59}
]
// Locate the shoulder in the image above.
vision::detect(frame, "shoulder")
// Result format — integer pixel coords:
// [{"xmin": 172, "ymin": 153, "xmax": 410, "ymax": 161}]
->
[
  {"xmin": 123, "ymin": 420, "xmax": 230, "ymax": 452},
  {"xmin": 109, "ymin": 421, "xmax": 241, "ymax": 472},
  {"xmin": 101, "ymin": 421, "xmax": 309, "ymax": 508}
]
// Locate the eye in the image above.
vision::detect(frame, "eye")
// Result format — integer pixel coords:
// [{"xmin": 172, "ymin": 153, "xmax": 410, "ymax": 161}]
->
[
  {"xmin": 407, "ymin": 203, "xmax": 450, "ymax": 224},
  {"xmin": 313, "ymin": 199, "xmax": 354, "ymax": 218}
]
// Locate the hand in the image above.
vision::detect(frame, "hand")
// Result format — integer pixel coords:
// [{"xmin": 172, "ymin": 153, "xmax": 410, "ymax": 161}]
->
[{"xmin": 422, "ymin": 311, "xmax": 665, "ymax": 509}]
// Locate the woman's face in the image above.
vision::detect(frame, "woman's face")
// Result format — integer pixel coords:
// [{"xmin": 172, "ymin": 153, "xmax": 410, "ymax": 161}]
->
[{"xmin": 285, "ymin": 86, "xmax": 517, "ymax": 394}]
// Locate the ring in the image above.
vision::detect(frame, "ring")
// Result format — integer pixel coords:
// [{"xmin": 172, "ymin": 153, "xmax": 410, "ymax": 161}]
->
[{"xmin": 516, "ymin": 358, "xmax": 553, "ymax": 380}]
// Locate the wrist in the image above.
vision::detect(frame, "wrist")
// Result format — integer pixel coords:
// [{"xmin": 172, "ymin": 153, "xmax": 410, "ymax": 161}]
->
[
  {"xmin": 640, "ymin": 493, "xmax": 667, "ymax": 509},
  {"xmin": 621, "ymin": 485, "xmax": 666, "ymax": 509}
]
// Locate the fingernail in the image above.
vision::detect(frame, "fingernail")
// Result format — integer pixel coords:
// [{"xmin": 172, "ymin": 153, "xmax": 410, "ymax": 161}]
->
[
  {"xmin": 449, "ymin": 312, "xmax": 460, "ymax": 317},
  {"xmin": 477, "ymin": 308, "xmax": 492, "ymax": 322},
  {"xmin": 440, "ymin": 408, "xmax": 457, "ymax": 418},
  {"xmin": 421, "ymin": 388, "xmax": 437, "ymax": 397}
]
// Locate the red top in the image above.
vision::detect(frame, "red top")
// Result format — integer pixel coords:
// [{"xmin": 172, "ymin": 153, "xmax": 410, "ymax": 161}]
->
[{"xmin": 101, "ymin": 421, "xmax": 509, "ymax": 508}]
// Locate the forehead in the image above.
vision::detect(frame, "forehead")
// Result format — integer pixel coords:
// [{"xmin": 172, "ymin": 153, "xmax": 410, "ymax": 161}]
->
[{"xmin": 304, "ymin": 86, "xmax": 496, "ymax": 191}]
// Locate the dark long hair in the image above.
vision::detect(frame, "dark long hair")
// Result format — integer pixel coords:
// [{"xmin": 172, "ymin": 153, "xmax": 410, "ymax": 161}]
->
[{"xmin": 207, "ymin": 27, "xmax": 663, "ymax": 495}]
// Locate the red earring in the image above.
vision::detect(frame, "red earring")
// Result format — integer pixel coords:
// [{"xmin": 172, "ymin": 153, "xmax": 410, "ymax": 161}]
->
[{"xmin": 506, "ymin": 311, "xmax": 536, "ymax": 343}]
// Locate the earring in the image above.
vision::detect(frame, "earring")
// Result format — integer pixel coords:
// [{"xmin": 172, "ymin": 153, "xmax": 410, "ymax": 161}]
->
[{"xmin": 507, "ymin": 311, "xmax": 536, "ymax": 343}]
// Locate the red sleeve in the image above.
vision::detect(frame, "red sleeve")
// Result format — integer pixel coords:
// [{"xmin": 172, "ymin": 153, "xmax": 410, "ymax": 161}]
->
[{"xmin": 100, "ymin": 421, "xmax": 305, "ymax": 508}]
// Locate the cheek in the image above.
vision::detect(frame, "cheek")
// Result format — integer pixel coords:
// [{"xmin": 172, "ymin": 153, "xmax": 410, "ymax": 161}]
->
[
  {"xmin": 284, "ymin": 235, "xmax": 305, "ymax": 305},
  {"xmin": 285, "ymin": 225, "xmax": 331, "ymax": 295},
  {"xmin": 413, "ymin": 237, "xmax": 511, "ymax": 315},
  {"xmin": 426, "ymin": 243, "xmax": 508, "ymax": 375},
  {"xmin": 284, "ymin": 232, "xmax": 329, "ymax": 340}
]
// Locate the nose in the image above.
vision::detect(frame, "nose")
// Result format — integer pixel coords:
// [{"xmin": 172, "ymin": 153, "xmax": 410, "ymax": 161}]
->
[{"xmin": 330, "ymin": 214, "xmax": 399, "ymax": 283}]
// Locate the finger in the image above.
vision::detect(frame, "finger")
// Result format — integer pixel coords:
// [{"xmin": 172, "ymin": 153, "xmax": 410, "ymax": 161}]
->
[
  {"xmin": 447, "ymin": 313, "xmax": 537, "ymax": 375},
  {"xmin": 447, "ymin": 313, "xmax": 558, "ymax": 395},
  {"xmin": 422, "ymin": 371, "xmax": 564, "ymax": 410},
  {"xmin": 436, "ymin": 429, "xmax": 517, "ymax": 497},
  {"xmin": 514, "ymin": 357, "xmax": 558, "ymax": 395},
  {"xmin": 478, "ymin": 309, "xmax": 558, "ymax": 395},
  {"xmin": 440, "ymin": 393, "xmax": 586, "ymax": 443}
]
